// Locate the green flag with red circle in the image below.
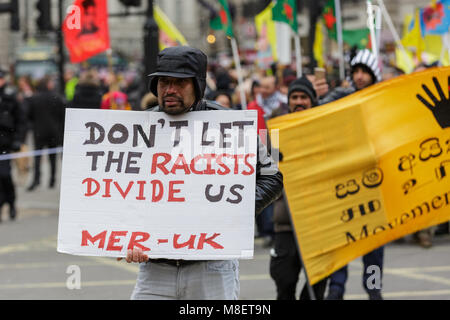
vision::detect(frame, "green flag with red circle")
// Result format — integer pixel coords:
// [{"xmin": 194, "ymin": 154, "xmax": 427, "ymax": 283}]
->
[
  {"xmin": 210, "ymin": 0, "xmax": 234, "ymax": 38},
  {"xmin": 272, "ymin": 0, "xmax": 298, "ymax": 32}
]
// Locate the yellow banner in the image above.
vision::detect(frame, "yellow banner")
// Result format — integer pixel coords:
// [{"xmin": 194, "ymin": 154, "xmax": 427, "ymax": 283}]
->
[{"xmin": 267, "ymin": 67, "xmax": 450, "ymax": 285}]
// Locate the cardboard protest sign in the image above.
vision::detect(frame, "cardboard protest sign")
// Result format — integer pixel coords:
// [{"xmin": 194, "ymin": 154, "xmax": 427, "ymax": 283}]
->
[
  {"xmin": 57, "ymin": 109, "xmax": 257, "ymax": 259},
  {"xmin": 267, "ymin": 67, "xmax": 450, "ymax": 285}
]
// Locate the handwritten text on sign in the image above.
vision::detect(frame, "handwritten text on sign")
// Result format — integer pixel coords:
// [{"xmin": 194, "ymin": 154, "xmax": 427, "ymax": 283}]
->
[{"xmin": 57, "ymin": 109, "xmax": 258, "ymax": 259}]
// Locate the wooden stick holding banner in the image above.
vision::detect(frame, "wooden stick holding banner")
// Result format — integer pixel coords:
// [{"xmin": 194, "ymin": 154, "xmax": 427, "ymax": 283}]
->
[
  {"xmin": 376, "ymin": 0, "xmax": 409, "ymax": 64},
  {"xmin": 334, "ymin": 0, "xmax": 345, "ymax": 81},
  {"xmin": 230, "ymin": 37, "xmax": 247, "ymax": 109}
]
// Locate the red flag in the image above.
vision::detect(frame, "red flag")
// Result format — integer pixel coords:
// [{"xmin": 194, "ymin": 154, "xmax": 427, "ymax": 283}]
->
[{"xmin": 62, "ymin": 0, "xmax": 110, "ymax": 63}]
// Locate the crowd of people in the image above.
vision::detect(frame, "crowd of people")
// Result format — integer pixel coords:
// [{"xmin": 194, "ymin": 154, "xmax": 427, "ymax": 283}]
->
[{"xmin": 0, "ymin": 44, "xmax": 449, "ymax": 300}]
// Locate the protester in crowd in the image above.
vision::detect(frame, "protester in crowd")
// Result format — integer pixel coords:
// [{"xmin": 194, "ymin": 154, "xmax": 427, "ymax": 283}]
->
[
  {"xmin": 0, "ymin": 68, "xmax": 27, "ymax": 222},
  {"xmin": 14, "ymin": 75, "xmax": 34, "ymax": 181},
  {"xmin": 16, "ymin": 75, "xmax": 34, "ymax": 132},
  {"xmin": 140, "ymin": 92, "xmax": 158, "ymax": 110},
  {"xmin": 213, "ymin": 90, "xmax": 233, "ymax": 109},
  {"xmin": 323, "ymin": 49, "xmax": 384, "ymax": 300},
  {"xmin": 247, "ymin": 80, "xmax": 267, "ymax": 136},
  {"xmin": 26, "ymin": 75, "xmax": 66, "ymax": 191},
  {"xmin": 117, "ymin": 46, "xmax": 283, "ymax": 300},
  {"xmin": 123, "ymin": 70, "xmax": 141, "ymax": 111},
  {"xmin": 69, "ymin": 69, "xmax": 102, "ymax": 109},
  {"xmin": 100, "ymin": 91, "xmax": 131, "ymax": 110},
  {"xmin": 259, "ymin": 75, "xmax": 287, "ymax": 119},
  {"xmin": 270, "ymin": 75, "xmax": 329, "ymax": 300},
  {"xmin": 64, "ymin": 68, "xmax": 79, "ymax": 102}
]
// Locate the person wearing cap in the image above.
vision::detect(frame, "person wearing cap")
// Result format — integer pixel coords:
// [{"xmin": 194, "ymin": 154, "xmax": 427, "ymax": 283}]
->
[
  {"xmin": 117, "ymin": 46, "xmax": 284, "ymax": 300},
  {"xmin": 322, "ymin": 49, "xmax": 384, "ymax": 300},
  {"xmin": 0, "ymin": 68, "xmax": 26, "ymax": 222},
  {"xmin": 269, "ymin": 76, "xmax": 328, "ymax": 300}
]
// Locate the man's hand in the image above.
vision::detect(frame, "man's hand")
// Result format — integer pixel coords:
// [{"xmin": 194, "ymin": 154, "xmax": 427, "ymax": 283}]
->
[
  {"xmin": 306, "ymin": 75, "xmax": 329, "ymax": 98},
  {"xmin": 416, "ymin": 76, "xmax": 450, "ymax": 129},
  {"xmin": 116, "ymin": 248, "xmax": 149, "ymax": 263}
]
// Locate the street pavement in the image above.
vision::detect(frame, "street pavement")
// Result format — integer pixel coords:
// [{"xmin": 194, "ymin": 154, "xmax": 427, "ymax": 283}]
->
[{"xmin": 1, "ymin": 153, "xmax": 450, "ymax": 300}]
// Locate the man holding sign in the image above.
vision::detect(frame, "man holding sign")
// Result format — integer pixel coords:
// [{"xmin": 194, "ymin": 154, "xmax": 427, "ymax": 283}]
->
[{"xmin": 115, "ymin": 46, "xmax": 283, "ymax": 299}]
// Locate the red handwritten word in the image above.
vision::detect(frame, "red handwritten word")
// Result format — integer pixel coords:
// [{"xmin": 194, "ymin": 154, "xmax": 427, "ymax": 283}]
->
[
  {"xmin": 82, "ymin": 178, "xmax": 185, "ymax": 202},
  {"xmin": 151, "ymin": 153, "xmax": 256, "ymax": 176},
  {"xmin": 80, "ymin": 230, "xmax": 224, "ymax": 251}
]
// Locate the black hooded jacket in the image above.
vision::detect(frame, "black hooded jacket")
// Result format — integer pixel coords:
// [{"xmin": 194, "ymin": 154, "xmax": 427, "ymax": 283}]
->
[{"xmin": 0, "ymin": 86, "xmax": 26, "ymax": 152}]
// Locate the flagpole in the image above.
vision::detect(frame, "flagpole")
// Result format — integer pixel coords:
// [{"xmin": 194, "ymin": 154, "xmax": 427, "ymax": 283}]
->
[
  {"xmin": 294, "ymin": 31, "xmax": 303, "ymax": 77},
  {"xmin": 366, "ymin": 0, "xmax": 378, "ymax": 59},
  {"xmin": 291, "ymin": 29, "xmax": 303, "ymax": 78},
  {"xmin": 230, "ymin": 37, "xmax": 247, "ymax": 109},
  {"xmin": 57, "ymin": 0, "xmax": 65, "ymax": 96},
  {"xmin": 375, "ymin": 4, "xmax": 382, "ymax": 59},
  {"xmin": 376, "ymin": 0, "xmax": 409, "ymax": 62},
  {"xmin": 334, "ymin": 0, "xmax": 345, "ymax": 81}
]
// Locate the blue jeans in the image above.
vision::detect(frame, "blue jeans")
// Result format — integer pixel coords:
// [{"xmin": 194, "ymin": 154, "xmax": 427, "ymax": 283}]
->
[
  {"xmin": 329, "ymin": 246, "xmax": 384, "ymax": 296},
  {"xmin": 131, "ymin": 260, "xmax": 240, "ymax": 300}
]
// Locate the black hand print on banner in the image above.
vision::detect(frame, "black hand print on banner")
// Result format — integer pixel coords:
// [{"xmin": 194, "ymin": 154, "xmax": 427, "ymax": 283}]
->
[{"xmin": 416, "ymin": 76, "xmax": 450, "ymax": 129}]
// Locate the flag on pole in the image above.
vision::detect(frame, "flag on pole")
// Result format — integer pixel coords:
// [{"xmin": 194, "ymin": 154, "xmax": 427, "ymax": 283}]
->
[
  {"xmin": 154, "ymin": 5, "xmax": 188, "ymax": 50},
  {"xmin": 314, "ymin": 21, "xmax": 325, "ymax": 68},
  {"xmin": 62, "ymin": 0, "xmax": 110, "ymax": 63},
  {"xmin": 420, "ymin": 0, "xmax": 450, "ymax": 35},
  {"xmin": 255, "ymin": 2, "xmax": 278, "ymax": 69},
  {"xmin": 321, "ymin": 0, "xmax": 370, "ymax": 49},
  {"xmin": 322, "ymin": 0, "xmax": 337, "ymax": 37},
  {"xmin": 267, "ymin": 67, "xmax": 450, "ymax": 285},
  {"xmin": 272, "ymin": 0, "xmax": 298, "ymax": 32},
  {"xmin": 402, "ymin": 10, "xmax": 425, "ymax": 62},
  {"xmin": 343, "ymin": 28, "xmax": 371, "ymax": 49},
  {"xmin": 210, "ymin": 0, "xmax": 234, "ymax": 37}
]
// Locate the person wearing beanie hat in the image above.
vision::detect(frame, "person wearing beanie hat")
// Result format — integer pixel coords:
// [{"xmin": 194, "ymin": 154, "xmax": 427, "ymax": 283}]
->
[
  {"xmin": 287, "ymin": 76, "xmax": 318, "ymax": 112},
  {"xmin": 119, "ymin": 46, "xmax": 284, "ymax": 300},
  {"xmin": 350, "ymin": 49, "xmax": 381, "ymax": 90}
]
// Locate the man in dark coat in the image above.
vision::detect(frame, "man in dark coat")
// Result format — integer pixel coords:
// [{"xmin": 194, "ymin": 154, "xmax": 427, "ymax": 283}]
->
[
  {"xmin": 27, "ymin": 76, "xmax": 66, "ymax": 191},
  {"xmin": 117, "ymin": 46, "xmax": 284, "ymax": 300},
  {"xmin": 69, "ymin": 69, "xmax": 102, "ymax": 109},
  {"xmin": 0, "ymin": 69, "xmax": 26, "ymax": 222}
]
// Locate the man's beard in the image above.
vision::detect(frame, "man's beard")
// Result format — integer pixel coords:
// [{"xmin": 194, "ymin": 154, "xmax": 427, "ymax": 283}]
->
[
  {"xmin": 161, "ymin": 95, "xmax": 192, "ymax": 115},
  {"xmin": 292, "ymin": 104, "xmax": 308, "ymax": 112}
]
